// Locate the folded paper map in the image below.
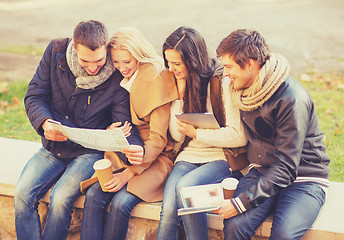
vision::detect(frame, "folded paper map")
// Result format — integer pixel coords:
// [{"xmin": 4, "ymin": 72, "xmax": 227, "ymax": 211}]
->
[{"xmin": 48, "ymin": 119, "xmax": 129, "ymax": 151}]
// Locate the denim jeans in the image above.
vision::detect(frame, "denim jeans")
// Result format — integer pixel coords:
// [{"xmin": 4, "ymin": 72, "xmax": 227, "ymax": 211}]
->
[
  {"xmin": 80, "ymin": 181, "xmax": 142, "ymax": 240},
  {"xmin": 223, "ymin": 168, "xmax": 326, "ymax": 240},
  {"xmin": 14, "ymin": 147, "xmax": 102, "ymax": 240},
  {"xmin": 156, "ymin": 160, "xmax": 232, "ymax": 240}
]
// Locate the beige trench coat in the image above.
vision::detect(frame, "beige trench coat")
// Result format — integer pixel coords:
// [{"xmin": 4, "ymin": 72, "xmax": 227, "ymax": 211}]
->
[{"xmin": 83, "ymin": 63, "xmax": 178, "ymax": 202}]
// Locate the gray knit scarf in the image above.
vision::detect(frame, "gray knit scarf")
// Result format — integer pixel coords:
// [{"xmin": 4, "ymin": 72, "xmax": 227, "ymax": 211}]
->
[
  {"xmin": 66, "ymin": 41, "xmax": 114, "ymax": 89},
  {"xmin": 229, "ymin": 53, "xmax": 290, "ymax": 111}
]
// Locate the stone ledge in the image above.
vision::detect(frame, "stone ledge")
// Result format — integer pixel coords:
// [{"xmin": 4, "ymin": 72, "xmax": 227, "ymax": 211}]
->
[
  {"xmin": 2, "ymin": 178, "xmax": 344, "ymax": 239},
  {"xmin": 1, "ymin": 137, "xmax": 344, "ymax": 239}
]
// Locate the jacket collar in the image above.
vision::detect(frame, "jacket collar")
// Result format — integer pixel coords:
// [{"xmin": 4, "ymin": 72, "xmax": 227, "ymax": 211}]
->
[
  {"xmin": 130, "ymin": 64, "xmax": 178, "ymax": 120},
  {"xmin": 51, "ymin": 38, "xmax": 71, "ymax": 72}
]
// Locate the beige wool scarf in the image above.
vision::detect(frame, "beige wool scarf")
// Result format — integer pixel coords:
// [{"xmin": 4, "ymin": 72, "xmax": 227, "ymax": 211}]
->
[
  {"xmin": 66, "ymin": 41, "xmax": 114, "ymax": 89},
  {"xmin": 229, "ymin": 53, "xmax": 290, "ymax": 111}
]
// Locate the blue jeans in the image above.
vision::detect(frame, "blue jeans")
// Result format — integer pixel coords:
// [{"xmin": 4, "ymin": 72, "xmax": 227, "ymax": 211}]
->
[
  {"xmin": 156, "ymin": 160, "xmax": 232, "ymax": 240},
  {"xmin": 223, "ymin": 168, "xmax": 326, "ymax": 240},
  {"xmin": 80, "ymin": 181, "xmax": 142, "ymax": 240},
  {"xmin": 14, "ymin": 147, "xmax": 102, "ymax": 240}
]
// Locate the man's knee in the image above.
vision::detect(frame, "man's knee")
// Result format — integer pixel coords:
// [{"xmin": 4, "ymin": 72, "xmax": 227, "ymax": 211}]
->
[
  {"xmin": 14, "ymin": 191, "xmax": 26, "ymax": 212},
  {"xmin": 270, "ymin": 228, "xmax": 294, "ymax": 240},
  {"xmin": 223, "ymin": 218, "xmax": 240, "ymax": 238},
  {"xmin": 223, "ymin": 216, "xmax": 252, "ymax": 240},
  {"xmin": 14, "ymin": 184, "xmax": 24, "ymax": 203},
  {"xmin": 270, "ymin": 223, "xmax": 305, "ymax": 240},
  {"xmin": 49, "ymin": 187, "xmax": 76, "ymax": 213},
  {"xmin": 14, "ymin": 184, "xmax": 36, "ymax": 211}
]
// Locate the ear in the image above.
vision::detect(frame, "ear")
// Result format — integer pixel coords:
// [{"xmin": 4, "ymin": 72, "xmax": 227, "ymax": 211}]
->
[{"xmin": 247, "ymin": 59, "xmax": 256, "ymax": 70}]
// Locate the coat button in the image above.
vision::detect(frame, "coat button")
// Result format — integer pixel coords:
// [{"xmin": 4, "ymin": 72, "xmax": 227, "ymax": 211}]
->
[
  {"xmin": 57, "ymin": 153, "xmax": 61, "ymax": 157},
  {"xmin": 258, "ymin": 154, "xmax": 262, "ymax": 158},
  {"xmin": 65, "ymin": 116, "xmax": 69, "ymax": 119}
]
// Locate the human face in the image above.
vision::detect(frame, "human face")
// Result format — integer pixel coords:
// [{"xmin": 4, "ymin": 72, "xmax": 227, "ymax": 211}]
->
[
  {"xmin": 164, "ymin": 49, "xmax": 188, "ymax": 81},
  {"xmin": 221, "ymin": 53, "xmax": 256, "ymax": 90},
  {"xmin": 74, "ymin": 44, "xmax": 107, "ymax": 76},
  {"xmin": 110, "ymin": 48, "xmax": 138, "ymax": 79}
]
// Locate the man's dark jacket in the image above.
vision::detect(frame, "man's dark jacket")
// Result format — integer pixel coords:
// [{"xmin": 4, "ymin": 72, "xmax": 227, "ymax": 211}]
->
[
  {"xmin": 235, "ymin": 75, "xmax": 330, "ymax": 211},
  {"xmin": 25, "ymin": 38, "xmax": 142, "ymax": 163}
]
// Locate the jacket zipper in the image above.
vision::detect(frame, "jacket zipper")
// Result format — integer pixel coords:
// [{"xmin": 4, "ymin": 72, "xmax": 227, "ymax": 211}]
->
[{"xmin": 80, "ymin": 94, "xmax": 91, "ymax": 120}]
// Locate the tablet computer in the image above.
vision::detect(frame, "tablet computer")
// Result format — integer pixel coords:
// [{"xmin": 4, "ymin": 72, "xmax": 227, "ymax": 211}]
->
[{"xmin": 175, "ymin": 113, "xmax": 220, "ymax": 129}]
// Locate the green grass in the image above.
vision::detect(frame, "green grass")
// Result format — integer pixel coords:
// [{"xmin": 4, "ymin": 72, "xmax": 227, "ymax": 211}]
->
[
  {"xmin": 0, "ymin": 72, "xmax": 343, "ymax": 182},
  {"xmin": 0, "ymin": 45, "xmax": 45, "ymax": 56},
  {"xmin": 0, "ymin": 81, "xmax": 40, "ymax": 142},
  {"xmin": 300, "ymin": 72, "xmax": 344, "ymax": 182}
]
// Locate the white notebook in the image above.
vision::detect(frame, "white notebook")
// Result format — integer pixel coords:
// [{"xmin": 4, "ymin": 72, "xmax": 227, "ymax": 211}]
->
[{"xmin": 178, "ymin": 183, "xmax": 224, "ymax": 216}]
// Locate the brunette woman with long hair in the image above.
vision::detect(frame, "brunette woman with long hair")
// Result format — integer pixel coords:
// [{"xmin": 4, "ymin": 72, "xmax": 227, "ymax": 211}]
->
[{"xmin": 156, "ymin": 26, "xmax": 247, "ymax": 240}]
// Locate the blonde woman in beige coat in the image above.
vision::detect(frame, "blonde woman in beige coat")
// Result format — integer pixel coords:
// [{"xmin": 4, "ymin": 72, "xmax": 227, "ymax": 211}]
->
[{"xmin": 80, "ymin": 27, "xmax": 178, "ymax": 240}]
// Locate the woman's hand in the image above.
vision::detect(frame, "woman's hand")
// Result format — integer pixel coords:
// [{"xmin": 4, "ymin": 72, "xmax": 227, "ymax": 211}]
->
[
  {"xmin": 107, "ymin": 121, "xmax": 132, "ymax": 137},
  {"xmin": 104, "ymin": 168, "xmax": 135, "ymax": 192},
  {"xmin": 121, "ymin": 145, "xmax": 144, "ymax": 165},
  {"xmin": 42, "ymin": 119, "xmax": 67, "ymax": 142},
  {"xmin": 213, "ymin": 199, "xmax": 239, "ymax": 219},
  {"xmin": 177, "ymin": 120, "xmax": 197, "ymax": 139}
]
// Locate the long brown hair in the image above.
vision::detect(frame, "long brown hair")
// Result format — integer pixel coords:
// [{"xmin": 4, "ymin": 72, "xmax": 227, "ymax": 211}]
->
[
  {"xmin": 163, "ymin": 26, "xmax": 214, "ymax": 114},
  {"xmin": 163, "ymin": 26, "xmax": 215, "ymax": 158}
]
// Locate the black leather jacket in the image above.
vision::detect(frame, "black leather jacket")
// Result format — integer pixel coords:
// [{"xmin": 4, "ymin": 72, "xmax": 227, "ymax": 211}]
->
[{"xmin": 236, "ymin": 75, "xmax": 330, "ymax": 211}]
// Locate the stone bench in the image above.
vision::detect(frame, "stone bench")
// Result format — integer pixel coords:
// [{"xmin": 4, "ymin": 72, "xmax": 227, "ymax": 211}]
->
[{"xmin": 1, "ymin": 137, "xmax": 344, "ymax": 239}]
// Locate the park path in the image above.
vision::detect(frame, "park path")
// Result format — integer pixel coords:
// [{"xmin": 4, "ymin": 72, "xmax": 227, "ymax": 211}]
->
[{"xmin": 0, "ymin": 0, "xmax": 343, "ymax": 82}]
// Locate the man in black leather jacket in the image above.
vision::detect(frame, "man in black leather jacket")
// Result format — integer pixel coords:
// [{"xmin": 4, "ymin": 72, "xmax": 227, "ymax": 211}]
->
[
  {"xmin": 14, "ymin": 20, "xmax": 144, "ymax": 240},
  {"xmin": 215, "ymin": 29, "xmax": 330, "ymax": 240}
]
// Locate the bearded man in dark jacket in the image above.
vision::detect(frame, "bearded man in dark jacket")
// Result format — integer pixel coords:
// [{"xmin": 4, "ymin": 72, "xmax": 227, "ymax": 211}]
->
[
  {"xmin": 215, "ymin": 29, "xmax": 330, "ymax": 240},
  {"xmin": 14, "ymin": 20, "xmax": 143, "ymax": 240}
]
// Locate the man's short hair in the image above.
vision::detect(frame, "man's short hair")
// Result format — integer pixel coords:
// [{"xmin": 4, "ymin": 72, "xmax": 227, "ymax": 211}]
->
[
  {"xmin": 73, "ymin": 20, "xmax": 108, "ymax": 51},
  {"xmin": 216, "ymin": 29, "xmax": 270, "ymax": 68}
]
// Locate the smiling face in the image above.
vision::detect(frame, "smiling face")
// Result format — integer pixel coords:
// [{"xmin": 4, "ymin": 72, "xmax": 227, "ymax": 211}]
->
[
  {"xmin": 74, "ymin": 43, "xmax": 107, "ymax": 76},
  {"xmin": 164, "ymin": 49, "xmax": 188, "ymax": 81},
  {"xmin": 221, "ymin": 53, "xmax": 257, "ymax": 90},
  {"xmin": 110, "ymin": 48, "xmax": 138, "ymax": 79}
]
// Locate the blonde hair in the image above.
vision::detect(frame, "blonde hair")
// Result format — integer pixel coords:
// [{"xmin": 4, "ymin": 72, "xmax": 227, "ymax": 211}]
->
[{"xmin": 108, "ymin": 27, "xmax": 164, "ymax": 75}]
